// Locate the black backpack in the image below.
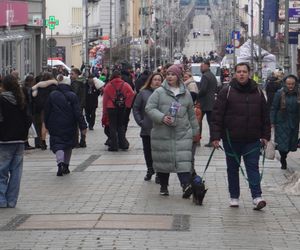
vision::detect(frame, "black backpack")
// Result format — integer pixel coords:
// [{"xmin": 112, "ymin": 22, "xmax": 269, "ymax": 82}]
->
[{"xmin": 110, "ymin": 82, "xmax": 126, "ymax": 108}]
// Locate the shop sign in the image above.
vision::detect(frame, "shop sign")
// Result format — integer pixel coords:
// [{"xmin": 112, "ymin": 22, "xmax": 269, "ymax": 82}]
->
[{"xmin": 0, "ymin": 0, "xmax": 28, "ymax": 27}]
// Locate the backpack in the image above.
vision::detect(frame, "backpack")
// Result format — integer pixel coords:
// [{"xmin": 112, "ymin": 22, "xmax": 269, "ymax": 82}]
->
[{"xmin": 110, "ymin": 82, "xmax": 126, "ymax": 108}]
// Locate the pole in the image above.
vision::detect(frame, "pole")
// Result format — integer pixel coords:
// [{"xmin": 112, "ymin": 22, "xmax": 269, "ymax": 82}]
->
[
  {"xmin": 233, "ymin": 0, "xmax": 236, "ymax": 66},
  {"xmin": 84, "ymin": 0, "xmax": 90, "ymax": 78},
  {"xmin": 140, "ymin": 0, "xmax": 144, "ymax": 71},
  {"xmin": 50, "ymin": 29, "xmax": 53, "ymax": 67},
  {"xmin": 42, "ymin": 0, "xmax": 47, "ymax": 71},
  {"xmin": 250, "ymin": 0, "xmax": 254, "ymax": 71},
  {"xmin": 154, "ymin": 4, "xmax": 157, "ymax": 70},
  {"xmin": 109, "ymin": 0, "xmax": 113, "ymax": 72},
  {"xmin": 124, "ymin": 0, "xmax": 128, "ymax": 62},
  {"xmin": 147, "ymin": 3, "xmax": 150, "ymax": 70},
  {"xmin": 284, "ymin": 0, "xmax": 290, "ymax": 74},
  {"xmin": 258, "ymin": 0, "xmax": 262, "ymax": 81}
]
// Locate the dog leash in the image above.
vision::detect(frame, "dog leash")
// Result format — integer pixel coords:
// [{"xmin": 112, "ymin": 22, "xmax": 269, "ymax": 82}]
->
[{"xmin": 202, "ymin": 147, "xmax": 216, "ymax": 179}]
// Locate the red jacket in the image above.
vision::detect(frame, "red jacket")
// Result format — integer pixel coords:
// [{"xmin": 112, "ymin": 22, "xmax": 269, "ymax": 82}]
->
[{"xmin": 102, "ymin": 77, "xmax": 135, "ymax": 117}]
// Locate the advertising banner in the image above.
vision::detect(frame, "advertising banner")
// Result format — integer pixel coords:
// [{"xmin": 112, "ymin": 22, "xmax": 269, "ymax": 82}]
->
[
  {"xmin": 0, "ymin": 0, "xmax": 28, "ymax": 27},
  {"xmin": 289, "ymin": 0, "xmax": 300, "ymax": 23}
]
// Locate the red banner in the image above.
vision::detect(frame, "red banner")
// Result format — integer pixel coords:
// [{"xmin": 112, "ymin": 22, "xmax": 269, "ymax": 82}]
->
[{"xmin": 0, "ymin": 0, "xmax": 28, "ymax": 27}]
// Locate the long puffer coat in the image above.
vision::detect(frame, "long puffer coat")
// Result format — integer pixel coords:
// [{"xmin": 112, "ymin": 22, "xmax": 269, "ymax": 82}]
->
[
  {"xmin": 44, "ymin": 84, "xmax": 87, "ymax": 153},
  {"xmin": 145, "ymin": 80, "xmax": 199, "ymax": 173},
  {"xmin": 270, "ymin": 87, "xmax": 300, "ymax": 153}
]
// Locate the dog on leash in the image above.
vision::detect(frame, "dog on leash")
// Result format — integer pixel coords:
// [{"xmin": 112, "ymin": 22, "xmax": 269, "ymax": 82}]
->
[{"xmin": 191, "ymin": 172, "xmax": 207, "ymax": 205}]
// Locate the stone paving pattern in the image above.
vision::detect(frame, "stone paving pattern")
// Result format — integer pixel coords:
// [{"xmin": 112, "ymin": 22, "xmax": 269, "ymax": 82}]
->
[{"xmin": 1, "ymin": 109, "xmax": 300, "ymax": 250}]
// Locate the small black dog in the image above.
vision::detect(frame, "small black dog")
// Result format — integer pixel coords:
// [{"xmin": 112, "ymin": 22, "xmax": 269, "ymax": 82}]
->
[{"xmin": 191, "ymin": 172, "xmax": 207, "ymax": 205}]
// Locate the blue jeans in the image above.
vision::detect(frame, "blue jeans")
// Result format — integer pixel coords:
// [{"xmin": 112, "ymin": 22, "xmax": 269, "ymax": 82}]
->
[
  {"xmin": 0, "ymin": 143, "xmax": 24, "ymax": 208},
  {"xmin": 223, "ymin": 140, "xmax": 262, "ymax": 199}
]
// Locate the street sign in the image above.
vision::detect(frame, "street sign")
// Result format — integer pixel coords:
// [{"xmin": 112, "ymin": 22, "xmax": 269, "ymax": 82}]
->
[
  {"xmin": 47, "ymin": 38, "xmax": 57, "ymax": 48},
  {"xmin": 45, "ymin": 16, "xmax": 59, "ymax": 30},
  {"xmin": 225, "ymin": 44, "xmax": 234, "ymax": 54},
  {"xmin": 289, "ymin": 32, "xmax": 299, "ymax": 44},
  {"xmin": 231, "ymin": 31, "xmax": 240, "ymax": 40},
  {"xmin": 289, "ymin": 0, "xmax": 300, "ymax": 23}
]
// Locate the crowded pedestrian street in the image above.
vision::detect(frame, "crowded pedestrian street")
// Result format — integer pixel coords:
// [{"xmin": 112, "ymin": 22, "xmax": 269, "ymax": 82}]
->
[
  {"xmin": 2, "ymin": 0, "xmax": 300, "ymax": 249},
  {"xmin": 0, "ymin": 108, "xmax": 300, "ymax": 249}
]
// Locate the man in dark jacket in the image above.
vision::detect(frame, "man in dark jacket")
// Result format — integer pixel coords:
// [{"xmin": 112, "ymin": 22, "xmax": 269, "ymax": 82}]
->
[
  {"xmin": 265, "ymin": 72, "xmax": 282, "ymax": 109},
  {"xmin": 85, "ymin": 76, "xmax": 103, "ymax": 130},
  {"xmin": 211, "ymin": 62, "xmax": 271, "ymax": 210},
  {"xmin": 198, "ymin": 60, "xmax": 217, "ymax": 147},
  {"xmin": 70, "ymin": 68, "xmax": 86, "ymax": 147}
]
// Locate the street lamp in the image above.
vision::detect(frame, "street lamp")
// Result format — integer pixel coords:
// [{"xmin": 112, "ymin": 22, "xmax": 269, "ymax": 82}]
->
[
  {"xmin": 85, "ymin": 0, "xmax": 90, "ymax": 78},
  {"xmin": 42, "ymin": 0, "xmax": 47, "ymax": 71},
  {"xmin": 284, "ymin": 0, "xmax": 290, "ymax": 74}
]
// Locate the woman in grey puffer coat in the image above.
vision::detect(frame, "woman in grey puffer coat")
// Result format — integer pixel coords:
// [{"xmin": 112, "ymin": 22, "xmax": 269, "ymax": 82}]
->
[
  {"xmin": 145, "ymin": 65, "xmax": 199, "ymax": 197},
  {"xmin": 133, "ymin": 73, "xmax": 163, "ymax": 183}
]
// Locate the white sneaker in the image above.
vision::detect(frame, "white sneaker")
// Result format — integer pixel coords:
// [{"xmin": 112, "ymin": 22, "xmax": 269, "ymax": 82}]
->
[
  {"xmin": 229, "ymin": 198, "xmax": 239, "ymax": 207},
  {"xmin": 253, "ymin": 197, "xmax": 266, "ymax": 210}
]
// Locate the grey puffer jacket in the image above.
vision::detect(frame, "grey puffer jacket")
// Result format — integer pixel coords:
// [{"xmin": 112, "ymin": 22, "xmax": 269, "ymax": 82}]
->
[
  {"xmin": 133, "ymin": 88, "xmax": 154, "ymax": 136},
  {"xmin": 145, "ymin": 80, "xmax": 199, "ymax": 173}
]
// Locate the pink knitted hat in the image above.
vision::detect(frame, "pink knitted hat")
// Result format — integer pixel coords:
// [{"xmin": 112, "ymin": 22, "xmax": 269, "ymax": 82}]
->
[{"xmin": 166, "ymin": 65, "xmax": 183, "ymax": 79}]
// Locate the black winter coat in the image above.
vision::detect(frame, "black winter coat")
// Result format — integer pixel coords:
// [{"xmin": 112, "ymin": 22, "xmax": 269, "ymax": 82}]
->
[
  {"xmin": 133, "ymin": 88, "xmax": 154, "ymax": 136},
  {"xmin": 71, "ymin": 78, "xmax": 86, "ymax": 109},
  {"xmin": 44, "ymin": 84, "xmax": 87, "ymax": 152},
  {"xmin": 211, "ymin": 79, "xmax": 271, "ymax": 143},
  {"xmin": 265, "ymin": 76, "xmax": 282, "ymax": 109},
  {"xmin": 198, "ymin": 69, "xmax": 217, "ymax": 111},
  {"xmin": 0, "ymin": 92, "xmax": 31, "ymax": 142},
  {"xmin": 85, "ymin": 84, "xmax": 100, "ymax": 110},
  {"xmin": 33, "ymin": 83, "xmax": 57, "ymax": 114}
]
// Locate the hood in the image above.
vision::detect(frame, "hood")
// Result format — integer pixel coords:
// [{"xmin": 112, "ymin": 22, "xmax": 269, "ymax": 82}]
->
[
  {"xmin": 0, "ymin": 91, "xmax": 17, "ymax": 105},
  {"xmin": 184, "ymin": 78, "xmax": 196, "ymax": 86},
  {"xmin": 57, "ymin": 84, "xmax": 70, "ymax": 92},
  {"xmin": 230, "ymin": 78, "xmax": 257, "ymax": 93},
  {"xmin": 58, "ymin": 76, "xmax": 71, "ymax": 85},
  {"xmin": 162, "ymin": 79, "xmax": 186, "ymax": 96}
]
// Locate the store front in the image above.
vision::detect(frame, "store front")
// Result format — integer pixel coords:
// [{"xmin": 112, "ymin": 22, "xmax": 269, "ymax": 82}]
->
[{"xmin": 0, "ymin": 27, "xmax": 41, "ymax": 78}]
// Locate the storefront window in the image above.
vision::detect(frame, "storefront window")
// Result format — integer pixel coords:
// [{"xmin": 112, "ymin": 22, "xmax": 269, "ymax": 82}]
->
[{"xmin": 23, "ymin": 38, "xmax": 32, "ymax": 75}]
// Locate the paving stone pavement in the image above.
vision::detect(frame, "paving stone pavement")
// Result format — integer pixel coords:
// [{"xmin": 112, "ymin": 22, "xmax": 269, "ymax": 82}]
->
[{"xmin": 1, "ymin": 107, "xmax": 300, "ymax": 250}]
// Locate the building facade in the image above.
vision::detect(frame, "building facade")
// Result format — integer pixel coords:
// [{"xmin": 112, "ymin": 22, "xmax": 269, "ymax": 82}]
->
[{"xmin": 0, "ymin": 0, "xmax": 43, "ymax": 78}]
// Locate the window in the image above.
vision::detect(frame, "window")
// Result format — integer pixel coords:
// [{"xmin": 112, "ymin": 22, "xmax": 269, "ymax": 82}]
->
[{"xmin": 72, "ymin": 7, "xmax": 83, "ymax": 28}]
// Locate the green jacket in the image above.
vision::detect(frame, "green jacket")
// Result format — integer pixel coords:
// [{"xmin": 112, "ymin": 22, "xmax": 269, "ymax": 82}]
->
[
  {"xmin": 270, "ymin": 87, "xmax": 300, "ymax": 153},
  {"xmin": 145, "ymin": 80, "xmax": 199, "ymax": 173}
]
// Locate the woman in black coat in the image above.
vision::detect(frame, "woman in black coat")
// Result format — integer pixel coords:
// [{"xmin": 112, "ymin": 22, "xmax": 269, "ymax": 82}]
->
[
  {"xmin": 44, "ymin": 75, "xmax": 87, "ymax": 176},
  {"xmin": 133, "ymin": 73, "xmax": 163, "ymax": 182}
]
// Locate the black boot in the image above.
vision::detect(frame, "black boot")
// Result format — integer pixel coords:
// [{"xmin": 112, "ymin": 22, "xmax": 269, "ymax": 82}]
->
[
  {"xmin": 160, "ymin": 185, "xmax": 169, "ymax": 196},
  {"xmin": 280, "ymin": 158, "xmax": 287, "ymax": 169},
  {"xmin": 79, "ymin": 135, "xmax": 87, "ymax": 148},
  {"xmin": 144, "ymin": 170, "xmax": 154, "ymax": 181},
  {"xmin": 25, "ymin": 141, "xmax": 35, "ymax": 150},
  {"xmin": 62, "ymin": 163, "xmax": 70, "ymax": 174},
  {"xmin": 40, "ymin": 140, "xmax": 47, "ymax": 150},
  {"xmin": 280, "ymin": 152, "xmax": 288, "ymax": 170},
  {"xmin": 155, "ymin": 174, "xmax": 160, "ymax": 184},
  {"xmin": 182, "ymin": 184, "xmax": 193, "ymax": 199},
  {"xmin": 57, "ymin": 163, "xmax": 64, "ymax": 176}
]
